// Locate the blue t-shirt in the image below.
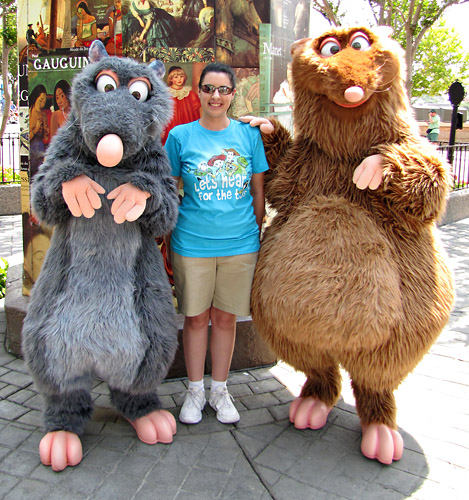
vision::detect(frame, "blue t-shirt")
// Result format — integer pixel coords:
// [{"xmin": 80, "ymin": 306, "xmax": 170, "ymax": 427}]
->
[{"xmin": 165, "ymin": 119, "xmax": 269, "ymax": 257}]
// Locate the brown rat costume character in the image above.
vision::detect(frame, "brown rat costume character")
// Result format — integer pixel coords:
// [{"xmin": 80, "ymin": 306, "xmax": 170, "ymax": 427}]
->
[{"xmin": 250, "ymin": 27, "xmax": 455, "ymax": 464}]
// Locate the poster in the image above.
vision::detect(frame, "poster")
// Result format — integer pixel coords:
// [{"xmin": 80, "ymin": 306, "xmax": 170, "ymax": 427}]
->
[
  {"xmin": 23, "ymin": 51, "xmax": 89, "ymax": 293},
  {"xmin": 259, "ymin": 0, "xmax": 309, "ymax": 129},
  {"xmin": 122, "ymin": 0, "xmax": 215, "ymax": 63},
  {"xmin": 215, "ymin": 0, "xmax": 269, "ymax": 68},
  {"xmin": 18, "ymin": 0, "xmax": 298, "ymax": 292}
]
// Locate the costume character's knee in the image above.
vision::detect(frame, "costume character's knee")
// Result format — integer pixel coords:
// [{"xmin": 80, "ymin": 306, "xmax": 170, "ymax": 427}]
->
[
  {"xmin": 352, "ymin": 383, "xmax": 397, "ymax": 429},
  {"xmin": 300, "ymin": 366, "xmax": 342, "ymax": 408},
  {"xmin": 43, "ymin": 390, "xmax": 93, "ymax": 435},
  {"xmin": 109, "ymin": 388, "xmax": 162, "ymax": 420}
]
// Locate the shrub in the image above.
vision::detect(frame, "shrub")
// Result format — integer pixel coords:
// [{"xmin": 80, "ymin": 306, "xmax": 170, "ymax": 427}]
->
[
  {"xmin": 1, "ymin": 167, "xmax": 21, "ymax": 183},
  {"xmin": 0, "ymin": 257, "xmax": 9, "ymax": 299}
]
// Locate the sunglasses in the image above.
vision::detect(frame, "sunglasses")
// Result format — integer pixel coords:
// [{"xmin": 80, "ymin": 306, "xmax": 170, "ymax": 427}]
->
[{"xmin": 200, "ymin": 84, "xmax": 234, "ymax": 95}]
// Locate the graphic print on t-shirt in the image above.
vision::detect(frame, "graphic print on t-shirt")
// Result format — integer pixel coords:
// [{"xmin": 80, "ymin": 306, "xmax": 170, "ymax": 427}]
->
[{"xmin": 185, "ymin": 146, "xmax": 251, "ymax": 201}]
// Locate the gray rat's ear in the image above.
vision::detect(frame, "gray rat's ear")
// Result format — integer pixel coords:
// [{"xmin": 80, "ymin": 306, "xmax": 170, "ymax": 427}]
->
[
  {"xmin": 148, "ymin": 60, "xmax": 166, "ymax": 80},
  {"xmin": 89, "ymin": 40, "xmax": 109, "ymax": 64}
]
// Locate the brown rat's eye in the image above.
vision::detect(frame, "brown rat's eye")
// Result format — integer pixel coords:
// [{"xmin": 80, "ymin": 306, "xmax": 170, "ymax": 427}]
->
[
  {"xmin": 319, "ymin": 37, "xmax": 341, "ymax": 57},
  {"xmin": 96, "ymin": 74, "xmax": 117, "ymax": 93},
  {"xmin": 350, "ymin": 32, "xmax": 371, "ymax": 51}
]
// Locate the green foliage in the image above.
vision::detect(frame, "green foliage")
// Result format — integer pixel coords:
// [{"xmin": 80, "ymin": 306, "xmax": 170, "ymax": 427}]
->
[
  {"xmin": 412, "ymin": 20, "xmax": 469, "ymax": 97},
  {"xmin": 2, "ymin": 5, "xmax": 16, "ymax": 45},
  {"xmin": 452, "ymin": 177, "xmax": 467, "ymax": 189},
  {"xmin": 4, "ymin": 7, "xmax": 17, "ymax": 80},
  {"xmin": 373, "ymin": 0, "xmax": 443, "ymax": 46},
  {"xmin": 0, "ymin": 257, "xmax": 8, "ymax": 299}
]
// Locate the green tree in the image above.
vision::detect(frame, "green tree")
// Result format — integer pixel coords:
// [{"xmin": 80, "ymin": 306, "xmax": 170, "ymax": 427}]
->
[
  {"xmin": 412, "ymin": 20, "xmax": 469, "ymax": 98},
  {"xmin": 0, "ymin": 0, "xmax": 17, "ymax": 138},
  {"xmin": 310, "ymin": 0, "xmax": 469, "ymax": 96}
]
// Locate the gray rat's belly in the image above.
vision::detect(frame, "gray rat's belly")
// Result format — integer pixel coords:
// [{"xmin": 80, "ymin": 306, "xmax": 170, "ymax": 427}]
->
[{"xmin": 52, "ymin": 204, "xmax": 148, "ymax": 386}]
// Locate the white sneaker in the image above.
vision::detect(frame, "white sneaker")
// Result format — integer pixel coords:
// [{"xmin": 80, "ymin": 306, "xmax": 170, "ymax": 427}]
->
[
  {"xmin": 209, "ymin": 387, "xmax": 240, "ymax": 424},
  {"xmin": 179, "ymin": 387, "xmax": 206, "ymax": 424}
]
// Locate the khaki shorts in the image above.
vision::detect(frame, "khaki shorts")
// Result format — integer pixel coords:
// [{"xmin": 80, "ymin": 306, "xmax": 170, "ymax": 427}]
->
[{"xmin": 171, "ymin": 251, "xmax": 258, "ymax": 317}]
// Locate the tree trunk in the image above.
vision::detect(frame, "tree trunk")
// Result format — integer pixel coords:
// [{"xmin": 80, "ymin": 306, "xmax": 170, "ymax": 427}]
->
[
  {"xmin": 405, "ymin": 39, "xmax": 413, "ymax": 99},
  {"xmin": 0, "ymin": 12, "xmax": 12, "ymax": 139}
]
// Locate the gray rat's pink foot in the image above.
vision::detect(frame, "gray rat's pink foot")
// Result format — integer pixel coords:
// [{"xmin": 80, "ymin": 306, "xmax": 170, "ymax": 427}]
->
[
  {"xmin": 130, "ymin": 409, "xmax": 177, "ymax": 444},
  {"xmin": 39, "ymin": 431, "xmax": 83, "ymax": 472}
]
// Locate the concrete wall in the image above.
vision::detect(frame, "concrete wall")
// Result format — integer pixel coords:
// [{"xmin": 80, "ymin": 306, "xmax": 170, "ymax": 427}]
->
[
  {"xmin": 440, "ymin": 188, "xmax": 469, "ymax": 226},
  {"xmin": 413, "ymin": 107, "xmax": 468, "ymax": 124},
  {"xmin": 0, "ymin": 184, "xmax": 20, "ymax": 216},
  {"xmin": 418, "ymin": 122, "xmax": 469, "ymax": 143}
]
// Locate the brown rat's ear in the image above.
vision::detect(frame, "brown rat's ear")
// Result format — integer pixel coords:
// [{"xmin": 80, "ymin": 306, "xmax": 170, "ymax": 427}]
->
[
  {"xmin": 89, "ymin": 40, "xmax": 109, "ymax": 64},
  {"xmin": 374, "ymin": 25, "xmax": 393, "ymax": 39},
  {"xmin": 291, "ymin": 38, "xmax": 311, "ymax": 57}
]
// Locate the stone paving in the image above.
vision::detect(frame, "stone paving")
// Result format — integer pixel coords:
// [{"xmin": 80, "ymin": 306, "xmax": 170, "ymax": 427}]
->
[{"xmin": 0, "ymin": 214, "xmax": 468, "ymax": 500}]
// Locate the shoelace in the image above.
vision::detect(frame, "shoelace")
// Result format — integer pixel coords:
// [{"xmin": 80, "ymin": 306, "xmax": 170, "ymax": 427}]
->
[
  {"xmin": 213, "ymin": 389, "xmax": 235, "ymax": 410},
  {"xmin": 184, "ymin": 389, "xmax": 204, "ymax": 408}
]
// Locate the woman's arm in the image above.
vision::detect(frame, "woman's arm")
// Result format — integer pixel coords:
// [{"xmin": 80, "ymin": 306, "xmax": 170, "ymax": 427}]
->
[
  {"xmin": 91, "ymin": 20, "xmax": 97, "ymax": 40},
  {"xmin": 29, "ymin": 109, "xmax": 42, "ymax": 139},
  {"xmin": 250, "ymin": 172, "xmax": 265, "ymax": 232},
  {"xmin": 164, "ymin": 176, "xmax": 180, "ymax": 263}
]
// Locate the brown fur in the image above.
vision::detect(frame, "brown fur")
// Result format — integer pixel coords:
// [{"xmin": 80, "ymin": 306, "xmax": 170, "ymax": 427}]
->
[{"xmin": 251, "ymin": 27, "xmax": 454, "ymax": 431}]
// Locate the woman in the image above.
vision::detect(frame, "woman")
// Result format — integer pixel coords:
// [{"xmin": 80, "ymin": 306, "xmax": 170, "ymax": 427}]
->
[
  {"xmin": 165, "ymin": 63, "xmax": 268, "ymax": 425},
  {"xmin": 29, "ymin": 84, "xmax": 50, "ymax": 179},
  {"xmin": 106, "ymin": 0, "xmax": 123, "ymax": 56},
  {"xmin": 76, "ymin": 1, "xmax": 97, "ymax": 48},
  {"xmin": 162, "ymin": 66, "xmax": 201, "ymax": 144},
  {"xmin": 127, "ymin": 0, "xmax": 177, "ymax": 46},
  {"xmin": 49, "ymin": 80, "xmax": 71, "ymax": 139}
]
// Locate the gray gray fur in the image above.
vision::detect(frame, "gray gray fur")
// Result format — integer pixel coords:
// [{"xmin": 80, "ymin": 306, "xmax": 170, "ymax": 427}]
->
[{"xmin": 22, "ymin": 55, "xmax": 179, "ymax": 432}]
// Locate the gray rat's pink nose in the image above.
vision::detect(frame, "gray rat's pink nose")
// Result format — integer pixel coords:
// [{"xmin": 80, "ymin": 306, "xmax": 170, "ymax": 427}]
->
[{"xmin": 96, "ymin": 134, "xmax": 124, "ymax": 167}]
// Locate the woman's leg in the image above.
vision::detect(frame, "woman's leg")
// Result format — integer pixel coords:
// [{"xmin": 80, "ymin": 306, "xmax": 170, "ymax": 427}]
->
[
  {"xmin": 208, "ymin": 307, "xmax": 240, "ymax": 423},
  {"xmin": 179, "ymin": 309, "xmax": 211, "ymax": 424},
  {"xmin": 183, "ymin": 309, "xmax": 210, "ymax": 381},
  {"xmin": 210, "ymin": 306, "xmax": 237, "ymax": 381}
]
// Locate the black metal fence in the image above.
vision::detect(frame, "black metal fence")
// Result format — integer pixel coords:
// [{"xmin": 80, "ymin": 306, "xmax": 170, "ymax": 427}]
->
[
  {"xmin": 0, "ymin": 133, "xmax": 20, "ymax": 184},
  {"xmin": 436, "ymin": 143, "xmax": 469, "ymax": 191}
]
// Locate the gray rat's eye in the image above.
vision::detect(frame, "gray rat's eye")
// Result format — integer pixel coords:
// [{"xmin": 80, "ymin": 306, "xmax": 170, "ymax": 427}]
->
[
  {"xmin": 129, "ymin": 80, "xmax": 150, "ymax": 101},
  {"xmin": 96, "ymin": 74, "xmax": 117, "ymax": 93}
]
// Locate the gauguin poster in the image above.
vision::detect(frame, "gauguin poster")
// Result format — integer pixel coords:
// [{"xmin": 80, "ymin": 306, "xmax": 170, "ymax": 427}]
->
[
  {"xmin": 18, "ymin": 0, "xmax": 296, "ymax": 291},
  {"xmin": 23, "ymin": 52, "xmax": 89, "ymax": 293}
]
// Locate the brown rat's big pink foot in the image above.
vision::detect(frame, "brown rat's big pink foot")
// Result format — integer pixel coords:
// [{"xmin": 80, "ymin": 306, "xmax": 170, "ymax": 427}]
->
[
  {"xmin": 289, "ymin": 397, "xmax": 332, "ymax": 430},
  {"xmin": 361, "ymin": 423, "xmax": 403, "ymax": 464}
]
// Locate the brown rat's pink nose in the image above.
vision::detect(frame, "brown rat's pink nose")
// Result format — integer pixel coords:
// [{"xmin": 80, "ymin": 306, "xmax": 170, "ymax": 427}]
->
[{"xmin": 344, "ymin": 86, "xmax": 364, "ymax": 103}]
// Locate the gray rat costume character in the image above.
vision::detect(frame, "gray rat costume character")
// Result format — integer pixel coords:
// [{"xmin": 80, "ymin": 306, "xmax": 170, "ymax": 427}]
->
[{"xmin": 21, "ymin": 42, "xmax": 179, "ymax": 471}]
